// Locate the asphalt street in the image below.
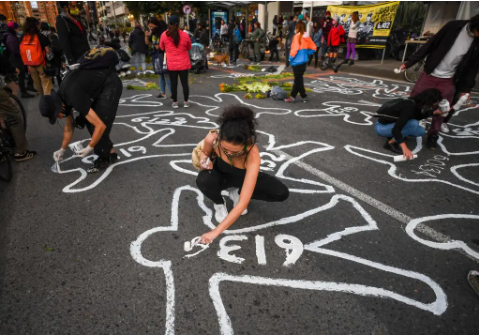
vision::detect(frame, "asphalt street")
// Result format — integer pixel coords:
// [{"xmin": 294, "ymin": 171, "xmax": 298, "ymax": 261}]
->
[{"xmin": 1, "ymin": 63, "xmax": 479, "ymax": 335}]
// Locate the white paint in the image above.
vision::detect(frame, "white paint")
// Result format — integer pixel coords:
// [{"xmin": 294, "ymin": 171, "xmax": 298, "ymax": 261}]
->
[
  {"xmin": 274, "ymin": 234, "xmax": 304, "ymax": 266},
  {"xmin": 209, "ymin": 268, "xmax": 447, "ymax": 335},
  {"xmin": 344, "ymin": 144, "xmax": 479, "ymax": 195},
  {"xmin": 406, "ymin": 214, "xmax": 479, "ymax": 260},
  {"xmin": 119, "ymin": 148, "xmax": 132, "ymax": 158},
  {"xmin": 217, "ymin": 235, "xmax": 248, "ymax": 264},
  {"xmin": 255, "ymin": 235, "xmax": 267, "ymax": 265}
]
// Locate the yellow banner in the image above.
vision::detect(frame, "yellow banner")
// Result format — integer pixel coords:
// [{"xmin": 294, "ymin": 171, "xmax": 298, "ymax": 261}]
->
[{"xmin": 327, "ymin": 1, "xmax": 400, "ymax": 48}]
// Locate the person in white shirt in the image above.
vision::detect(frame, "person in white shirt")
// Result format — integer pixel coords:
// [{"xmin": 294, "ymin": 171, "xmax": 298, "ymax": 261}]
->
[{"xmin": 334, "ymin": 11, "xmax": 360, "ymax": 72}]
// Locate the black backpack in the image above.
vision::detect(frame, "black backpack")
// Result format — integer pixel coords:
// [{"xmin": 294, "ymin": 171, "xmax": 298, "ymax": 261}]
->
[{"xmin": 0, "ymin": 31, "xmax": 12, "ymax": 59}]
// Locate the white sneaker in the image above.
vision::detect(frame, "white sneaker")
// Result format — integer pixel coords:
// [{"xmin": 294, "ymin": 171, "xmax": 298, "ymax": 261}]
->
[
  {"xmin": 229, "ymin": 188, "xmax": 248, "ymax": 215},
  {"xmin": 172, "ymin": 102, "xmax": 179, "ymax": 109},
  {"xmin": 440, "ymin": 123, "xmax": 450, "ymax": 133},
  {"xmin": 214, "ymin": 202, "xmax": 228, "ymax": 223}
]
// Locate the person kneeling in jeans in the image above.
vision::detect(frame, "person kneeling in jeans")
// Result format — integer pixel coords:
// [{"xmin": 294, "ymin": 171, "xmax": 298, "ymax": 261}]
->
[
  {"xmin": 375, "ymin": 89, "xmax": 442, "ymax": 160},
  {"xmin": 196, "ymin": 106, "xmax": 289, "ymax": 244}
]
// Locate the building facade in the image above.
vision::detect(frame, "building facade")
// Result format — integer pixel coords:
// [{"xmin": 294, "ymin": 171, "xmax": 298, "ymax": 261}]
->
[{"xmin": 30, "ymin": 1, "xmax": 58, "ymax": 27}]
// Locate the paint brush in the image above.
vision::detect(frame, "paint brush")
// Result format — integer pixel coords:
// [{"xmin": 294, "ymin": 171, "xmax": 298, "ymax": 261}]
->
[
  {"xmin": 184, "ymin": 236, "xmax": 202, "ymax": 252},
  {"xmin": 394, "ymin": 154, "xmax": 417, "ymax": 163}
]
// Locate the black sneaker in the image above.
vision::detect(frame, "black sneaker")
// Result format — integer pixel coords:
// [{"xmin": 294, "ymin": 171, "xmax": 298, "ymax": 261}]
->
[
  {"xmin": 26, "ymin": 86, "xmax": 37, "ymax": 93},
  {"xmin": 110, "ymin": 152, "xmax": 118, "ymax": 163},
  {"xmin": 14, "ymin": 150, "xmax": 37, "ymax": 162},
  {"xmin": 383, "ymin": 140, "xmax": 402, "ymax": 154},
  {"xmin": 157, "ymin": 93, "xmax": 166, "ymax": 99},
  {"xmin": 349, "ymin": 60, "xmax": 355, "ymax": 66},
  {"xmin": 87, "ymin": 157, "xmax": 111, "ymax": 174},
  {"xmin": 21, "ymin": 92, "xmax": 34, "ymax": 99},
  {"xmin": 427, "ymin": 134, "xmax": 438, "ymax": 150}
]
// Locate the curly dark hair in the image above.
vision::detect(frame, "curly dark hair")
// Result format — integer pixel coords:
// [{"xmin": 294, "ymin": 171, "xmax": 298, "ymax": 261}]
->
[
  {"xmin": 410, "ymin": 88, "xmax": 442, "ymax": 112},
  {"xmin": 218, "ymin": 105, "xmax": 257, "ymax": 145}
]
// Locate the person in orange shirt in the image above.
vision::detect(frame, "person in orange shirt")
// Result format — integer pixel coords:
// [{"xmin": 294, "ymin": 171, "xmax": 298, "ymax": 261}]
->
[{"xmin": 285, "ymin": 21, "xmax": 316, "ymax": 103}]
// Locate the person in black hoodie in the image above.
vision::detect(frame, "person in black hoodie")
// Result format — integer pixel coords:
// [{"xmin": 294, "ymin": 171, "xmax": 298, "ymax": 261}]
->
[
  {"xmin": 3, "ymin": 21, "xmax": 34, "ymax": 98},
  {"xmin": 56, "ymin": 2, "xmax": 90, "ymax": 64},
  {"xmin": 375, "ymin": 89, "xmax": 442, "ymax": 160},
  {"xmin": 400, "ymin": 14, "xmax": 479, "ymax": 148},
  {"xmin": 227, "ymin": 18, "xmax": 239, "ymax": 65},
  {"xmin": 128, "ymin": 24, "xmax": 148, "ymax": 75}
]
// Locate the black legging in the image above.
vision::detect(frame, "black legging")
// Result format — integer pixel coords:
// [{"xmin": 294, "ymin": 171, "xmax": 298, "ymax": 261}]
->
[
  {"xmin": 291, "ymin": 63, "xmax": 307, "ymax": 98},
  {"xmin": 269, "ymin": 47, "xmax": 279, "ymax": 62},
  {"xmin": 308, "ymin": 49, "xmax": 319, "ymax": 66},
  {"xmin": 169, "ymin": 70, "xmax": 189, "ymax": 102},
  {"xmin": 196, "ymin": 159, "xmax": 289, "ymax": 205}
]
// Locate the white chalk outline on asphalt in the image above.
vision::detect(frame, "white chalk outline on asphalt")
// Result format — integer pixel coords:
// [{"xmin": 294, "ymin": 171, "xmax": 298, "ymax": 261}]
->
[
  {"xmin": 272, "ymin": 149, "xmax": 457, "ymax": 245},
  {"xmin": 131, "ymin": 186, "xmax": 449, "ymax": 335}
]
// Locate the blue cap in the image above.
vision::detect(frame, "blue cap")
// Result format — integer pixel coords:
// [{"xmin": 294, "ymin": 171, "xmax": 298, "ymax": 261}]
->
[{"xmin": 168, "ymin": 15, "xmax": 179, "ymax": 25}]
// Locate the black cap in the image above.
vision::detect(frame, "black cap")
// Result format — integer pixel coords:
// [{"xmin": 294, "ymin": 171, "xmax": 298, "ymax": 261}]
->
[
  {"xmin": 39, "ymin": 89, "xmax": 63, "ymax": 125},
  {"xmin": 169, "ymin": 15, "xmax": 179, "ymax": 25}
]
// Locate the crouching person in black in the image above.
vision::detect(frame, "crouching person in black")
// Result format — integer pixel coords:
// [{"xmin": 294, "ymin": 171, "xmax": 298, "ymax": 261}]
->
[{"xmin": 39, "ymin": 47, "xmax": 123, "ymax": 173}]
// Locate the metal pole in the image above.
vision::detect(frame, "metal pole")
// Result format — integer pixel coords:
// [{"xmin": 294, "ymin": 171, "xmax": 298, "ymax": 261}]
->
[
  {"xmin": 381, "ymin": 47, "xmax": 386, "ymax": 65},
  {"xmin": 112, "ymin": 1, "xmax": 118, "ymax": 28},
  {"xmin": 264, "ymin": 1, "xmax": 268, "ymax": 33}
]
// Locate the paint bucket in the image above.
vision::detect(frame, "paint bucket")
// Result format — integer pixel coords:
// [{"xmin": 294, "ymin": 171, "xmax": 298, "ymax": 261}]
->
[
  {"xmin": 69, "ymin": 141, "xmax": 84, "ymax": 155},
  {"xmin": 438, "ymin": 99, "xmax": 450, "ymax": 114}
]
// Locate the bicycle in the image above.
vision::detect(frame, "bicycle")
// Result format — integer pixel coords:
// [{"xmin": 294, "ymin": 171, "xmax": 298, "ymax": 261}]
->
[{"xmin": 0, "ymin": 76, "xmax": 28, "ymax": 182}]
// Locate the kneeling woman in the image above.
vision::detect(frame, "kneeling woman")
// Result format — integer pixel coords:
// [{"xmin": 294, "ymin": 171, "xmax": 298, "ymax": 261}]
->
[
  {"xmin": 375, "ymin": 88, "xmax": 442, "ymax": 160},
  {"xmin": 196, "ymin": 106, "xmax": 289, "ymax": 244}
]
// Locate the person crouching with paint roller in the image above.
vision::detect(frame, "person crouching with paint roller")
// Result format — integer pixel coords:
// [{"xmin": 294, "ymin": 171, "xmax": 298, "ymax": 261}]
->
[
  {"xmin": 374, "ymin": 89, "xmax": 442, "ymax": 161},
  {"xmin": 39, "ymin": 46, "xmax": 123, "ymax": 173},
  {"xmin": 191, "ymin": 106, "xmax": 290, "ymax": 246}
]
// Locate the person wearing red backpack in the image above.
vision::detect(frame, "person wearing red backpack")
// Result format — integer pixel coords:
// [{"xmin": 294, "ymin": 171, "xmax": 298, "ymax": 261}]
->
[{"xmin": 20, "ymin": 17, "xmax": 52, "ymax": 95}]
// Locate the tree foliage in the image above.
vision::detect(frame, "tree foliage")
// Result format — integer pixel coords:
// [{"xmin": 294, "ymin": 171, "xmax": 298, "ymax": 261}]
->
[{"xmin": 124, "ymin": 2, "xmax": 210, "ymax": 20}]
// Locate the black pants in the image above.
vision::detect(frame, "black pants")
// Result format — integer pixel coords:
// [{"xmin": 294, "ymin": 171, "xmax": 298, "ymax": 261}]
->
[
  {"xmin": 169, "ymin": 70, "xmax": 189, "ymax": 102},
  {"xmin": 308, "ymin": 49, "xmax": 319, "ymax": 66},
  {"xmin": 229, "ymin": 42, "xmax": 238, "ymax": 63},
  {"xmin": 10, "ymin": 57, "xmax": 27, "ymax": 93},
  {"xmin": 196, "ymin": 162, "xmax": 289, "ymax": 205},
  {"xmin": 85, "ymin": 72, "xmax": 123, "ymax": 159},
  {"xmin": 291, "ymin": 63, "xmax": 307, "ymax": 98},
  {"xmin": 285, "ymin": 38, "xmax": 292, "ymax": 66},
  {"xmin": 269, "ymin": 47, "xmax": 279, "ymax": 62}
]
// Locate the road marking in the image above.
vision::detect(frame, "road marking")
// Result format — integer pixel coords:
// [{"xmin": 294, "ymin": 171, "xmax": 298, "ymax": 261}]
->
[{"xmin": 274, "ymin": 149, "xmax": 479, "ymax": 263}]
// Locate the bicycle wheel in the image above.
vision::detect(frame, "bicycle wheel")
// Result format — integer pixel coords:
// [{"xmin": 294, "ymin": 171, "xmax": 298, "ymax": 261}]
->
[
  {"xmin": 240, "ymin": 44, "xmax": 249, "ymax": 58},
  {"xmin": 9, "ymin": 93, "xmax": 27, "ymax": 131},
  {"xmin": 404, "ymin": 61, "xmax": 424, "ymax": 83},
  {"xmin": 0, "ymin": 152, "xmax": 13, "ymax": 182}
]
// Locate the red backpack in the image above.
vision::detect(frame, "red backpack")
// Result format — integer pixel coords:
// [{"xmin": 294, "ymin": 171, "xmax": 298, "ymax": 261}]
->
[{"xmin": 20, "ymin": 34, "xmax": 44, "ymax": 66}]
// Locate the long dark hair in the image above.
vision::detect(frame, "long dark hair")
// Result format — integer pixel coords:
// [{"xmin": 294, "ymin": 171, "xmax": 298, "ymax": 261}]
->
[
  {"xmin": 352, "ymin": 11, "xmax": 359, "ymax": 23},
  {"xmin": 410, "ymin": 88, "xmax": 442, "ymax": 112},
  {"xmin": 23, "ymin": 17, "xmax": 39, "ymax": 42},
  {"xmin": 218, "ymin": 106, "xmax": 257, "ymax": 145},
  {"xmin": 167, "ymin": 22, "xmax": 180, "ymax": 47},
  {"xmin": 148, "ymin": 17, "xmax": 167, "ymax": 37}
]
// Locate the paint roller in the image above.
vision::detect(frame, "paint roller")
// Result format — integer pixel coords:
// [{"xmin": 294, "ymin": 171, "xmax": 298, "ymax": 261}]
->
[{"xmin": 184, "ymin": 236, "xmax": 202, "ymax": 252}]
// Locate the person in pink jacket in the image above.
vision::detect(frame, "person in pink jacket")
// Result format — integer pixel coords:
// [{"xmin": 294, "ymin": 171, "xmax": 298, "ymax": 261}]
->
[{"xmin": 160, "ymin": 15, "xmax": 192, "ymax": 108}]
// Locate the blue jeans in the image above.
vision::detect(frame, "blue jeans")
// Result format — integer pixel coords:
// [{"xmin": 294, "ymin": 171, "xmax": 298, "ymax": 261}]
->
[
  {"xmin": 159, "ymin": 72, "xmax": 171, "ymax": 95},
  {"xmin": 375, "ymin": 120, "xmax": 426, "ymax": 139},
  {"xmin": 132, "ymin": 53, "xmax": 146, "ymax": 73}
]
